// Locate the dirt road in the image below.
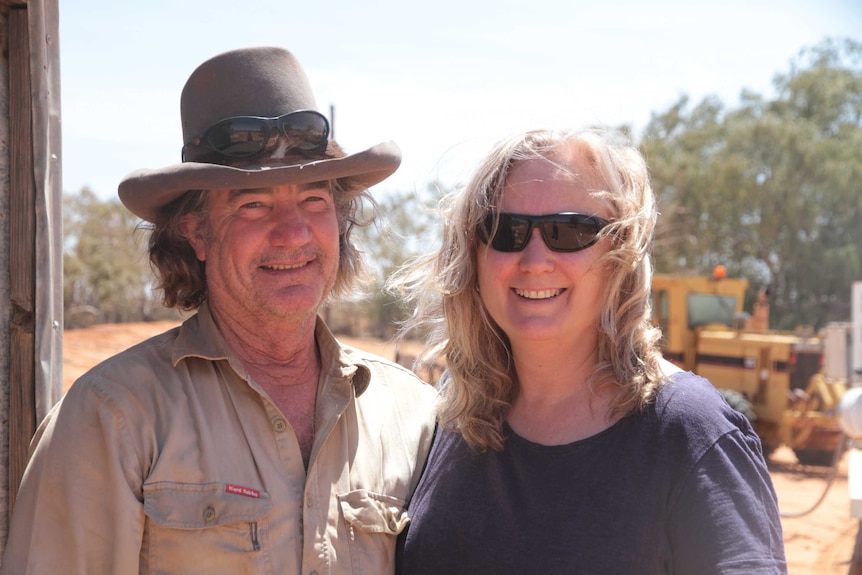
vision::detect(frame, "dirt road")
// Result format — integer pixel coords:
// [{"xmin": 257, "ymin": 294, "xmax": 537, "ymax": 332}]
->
[{"xmin": 62, "ymin": 321, "xmax": 858, "ymax": 574}]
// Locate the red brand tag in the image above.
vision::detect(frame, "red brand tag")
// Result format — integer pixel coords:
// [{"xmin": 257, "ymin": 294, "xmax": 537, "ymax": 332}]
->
[{"xmin": 225, "ymin": 483, "xmax": 261, "ymax": 499}]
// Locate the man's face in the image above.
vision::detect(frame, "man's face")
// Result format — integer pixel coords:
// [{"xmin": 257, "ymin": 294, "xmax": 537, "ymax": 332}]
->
[{"xmin": 182, "ymin": 182, "xmax": 340, "ymax": 329}]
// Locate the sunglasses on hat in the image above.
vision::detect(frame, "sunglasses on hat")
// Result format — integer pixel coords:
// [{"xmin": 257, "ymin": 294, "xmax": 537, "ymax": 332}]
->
[
  {"xmin": 182, "ymin": 109, "xmax": 330, "ymax": 162},
  {"xmin": 479, "ymin": 212, "xmax": 609, "ymax": 253}
]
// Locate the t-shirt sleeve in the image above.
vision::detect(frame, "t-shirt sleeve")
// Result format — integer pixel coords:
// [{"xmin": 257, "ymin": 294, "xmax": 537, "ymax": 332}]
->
[{"xmin": 667, "ymin": 426, "xmax": 788, "ymax": 574}]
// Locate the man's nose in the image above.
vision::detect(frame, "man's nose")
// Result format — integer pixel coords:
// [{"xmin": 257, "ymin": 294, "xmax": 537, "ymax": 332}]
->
[{"xmin": 269, "ymin": 207, "xmax": 311, "ymax": 246}]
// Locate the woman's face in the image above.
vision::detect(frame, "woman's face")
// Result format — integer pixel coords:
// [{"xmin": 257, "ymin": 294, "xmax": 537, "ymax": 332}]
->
[{"xmin": 476, "ymin": 154, "xmax": 613, "ymax": 353}]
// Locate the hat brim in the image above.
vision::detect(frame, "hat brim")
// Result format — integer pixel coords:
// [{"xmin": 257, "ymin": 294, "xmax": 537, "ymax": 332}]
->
[{"xmin": 119, "ymin": 141, "xmax": 401, "ymax": 222}]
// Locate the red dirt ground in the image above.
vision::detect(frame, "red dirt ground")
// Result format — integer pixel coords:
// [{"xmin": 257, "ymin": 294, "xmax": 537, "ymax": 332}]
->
[{"xmin": 63, "ymin": 321, "xmax": 859, "ymax": 574}]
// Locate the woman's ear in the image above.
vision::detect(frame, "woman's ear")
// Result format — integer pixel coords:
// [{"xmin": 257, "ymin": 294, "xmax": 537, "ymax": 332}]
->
[{"xmin": 179, "ymin": 214, "xmax": 207, "ymax": 262}]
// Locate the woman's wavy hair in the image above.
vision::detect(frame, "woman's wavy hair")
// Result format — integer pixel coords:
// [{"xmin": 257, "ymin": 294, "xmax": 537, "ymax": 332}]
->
[
  {"xmin": 390, "ymin": 128, "xmax": 664, "ymax": 452},
  {"xmin": 145, "ymin": 141, "xmax": 373, "ymax": 310}
]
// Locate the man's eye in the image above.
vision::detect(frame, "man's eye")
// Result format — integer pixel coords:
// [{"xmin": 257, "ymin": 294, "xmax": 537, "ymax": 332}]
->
[
  {"xmin": 239, "ymin": 201, "xmax": 265, "ymax": 209},
  {"xmin": 303, "ymin": 194, "xmax": 332, "ymax": 210}
]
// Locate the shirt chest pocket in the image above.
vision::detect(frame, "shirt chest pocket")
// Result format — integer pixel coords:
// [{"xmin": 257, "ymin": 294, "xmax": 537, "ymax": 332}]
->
[
  {"xmin": 143, "ymin": 482, "xmax": 273, "ymax": 575},
  {"xmin": 338, "ymin": 489, "xmax": 409, "ymax": 535},
  {"xmin": 337, "ymin": 489, "xmax": 408, "ymax": 573}
]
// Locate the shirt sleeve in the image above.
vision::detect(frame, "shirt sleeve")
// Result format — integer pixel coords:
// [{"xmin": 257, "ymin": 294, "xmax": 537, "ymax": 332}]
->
[
  {"xmin": 1, "ymin": 380, "xmax": 149, "ymax": 575},
  {"xmin": 667, "ymin": 428, "xmax": 788, "ymax": 574}
]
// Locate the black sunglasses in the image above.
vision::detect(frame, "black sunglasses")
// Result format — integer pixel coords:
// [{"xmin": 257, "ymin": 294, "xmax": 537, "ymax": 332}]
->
[
  {"xmin": 479, "ymin": 212, "xmax": 610, "ymax": 253},
  {"xmin": 182, "ymin": 109, "xmax": 330, "ymax": 161}
]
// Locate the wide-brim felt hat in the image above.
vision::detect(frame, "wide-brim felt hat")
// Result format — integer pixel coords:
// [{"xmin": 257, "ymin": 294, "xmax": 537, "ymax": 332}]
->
[{"xmin": 118, "ymin": 47, "xmax": 401, "ymax": 222}]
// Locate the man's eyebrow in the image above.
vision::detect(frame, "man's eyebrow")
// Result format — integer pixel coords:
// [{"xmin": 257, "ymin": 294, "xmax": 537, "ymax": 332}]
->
[
  {"xmin": 298, "ymin": 181, "xmax": 333, "ymax": 192},
  {"xmin": 226, "ymin": 182, "xmax": 332, "ymax": 201},
  {"xmin": 227, "ymin": 188, "xmax": 271, "ymax": 203}
]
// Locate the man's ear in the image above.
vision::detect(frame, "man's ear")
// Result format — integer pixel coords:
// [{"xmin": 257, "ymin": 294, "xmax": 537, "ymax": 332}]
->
[{"xmin": 179, "ymin": 214, "xmax": 207, "ymax": 262}]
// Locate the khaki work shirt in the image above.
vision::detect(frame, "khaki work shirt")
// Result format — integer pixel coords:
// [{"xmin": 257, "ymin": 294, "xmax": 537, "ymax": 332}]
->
[{"xmin": 1, "ymin": 305, "xmax": 438, "ymax": 575}]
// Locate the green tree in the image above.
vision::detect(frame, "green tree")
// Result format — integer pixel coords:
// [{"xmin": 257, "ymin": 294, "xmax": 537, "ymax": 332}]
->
[
  {"xmin": 63, "ymin": 188, "xmax": 163, "ymax": 327},
  {"xmin": 350, "ymin": 184, "xmax": 444, "ymax": 336},
  {"xmin": 642, "ymin": 37, "xmax": 862, "ymax": 329}
]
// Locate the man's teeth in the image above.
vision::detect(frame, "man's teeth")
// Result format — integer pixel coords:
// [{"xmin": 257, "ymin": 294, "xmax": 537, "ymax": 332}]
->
[
  {"xmin": 514, "ymin": 288, "xmax": 561, "ymax": 299},
  {"xmin": 264, "ymin": 263, "xmax": 306, "ymax": 270}
]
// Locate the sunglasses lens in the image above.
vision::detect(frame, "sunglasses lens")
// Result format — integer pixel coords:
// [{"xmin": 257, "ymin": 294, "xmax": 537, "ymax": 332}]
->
[
  {"xmin": 204, "ymin": 117, "xmax": 270, "ymax": 157},
  {"xmin": 481, "ymin": 213, "xmax": 606, "ymax": 252},
  {"xmin": 489, "ymin": 214, "xmax": 530, "ymax": 251},
  {"xmin": 280, "ymin": 111, "xmax": 329, "ymax": 150},
  {"xmin": 542, "ymin": 215, "xmax": 603, "ymax": 251}
]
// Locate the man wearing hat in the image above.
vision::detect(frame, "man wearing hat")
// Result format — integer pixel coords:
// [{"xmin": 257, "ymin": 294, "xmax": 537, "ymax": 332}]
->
[{"xmin": 2, "ymin": 47, "xmax": 437, "ymax": 575}]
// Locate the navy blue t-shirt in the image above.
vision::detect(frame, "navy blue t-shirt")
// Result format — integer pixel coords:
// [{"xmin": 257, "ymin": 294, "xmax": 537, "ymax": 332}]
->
[{"xmin": 396, "ymin": 372, "xmax": 786, "ymax": 575}]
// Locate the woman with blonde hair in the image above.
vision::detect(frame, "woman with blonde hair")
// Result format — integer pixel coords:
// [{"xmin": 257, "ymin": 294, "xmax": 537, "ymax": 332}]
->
[{"xmin": 391, "ymin": 129, "xmax": 786, "ymax": 574}]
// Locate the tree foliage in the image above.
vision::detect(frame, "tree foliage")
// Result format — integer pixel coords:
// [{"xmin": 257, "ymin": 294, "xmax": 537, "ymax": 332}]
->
[
  {"xmin": 63, "ymin": 188, "xmax": 172, "ymax": 327},
  {"xmin": 63, "ymin": 38, "xmax": 862, "ymax": 335},
  {"xmin": 61, "ymin": 184, "xmax": 445, "ymax": 333},
  {"xmin": 641, "ymin": 37, "xmax": 862, "ymax": 329},
  {"xmin": 350, "ymin": 184, "xmax": 444, "ymax": 336}
]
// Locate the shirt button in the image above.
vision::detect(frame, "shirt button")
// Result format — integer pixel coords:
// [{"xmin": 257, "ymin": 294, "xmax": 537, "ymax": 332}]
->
[
  {"xmin": 203, "ymin": 506, "xmax": 216, "ymax": 522},
  {"xmin": 273, "ymin": 418, "xmax": 287, "ymax": 433},
  {"xmin": 306, "ymin": 494, "xmax": 313, "ymax": 508}
]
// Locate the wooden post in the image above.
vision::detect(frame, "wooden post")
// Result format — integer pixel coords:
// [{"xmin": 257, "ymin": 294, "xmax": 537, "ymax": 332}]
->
[{"xmin": 7, "ymin": 5, "xmax": 37, "ymax": 516}]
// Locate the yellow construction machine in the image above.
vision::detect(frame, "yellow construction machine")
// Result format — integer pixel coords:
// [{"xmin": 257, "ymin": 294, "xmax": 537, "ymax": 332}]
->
[{"xmin": 652, "ymin": 267, "xmax": 847, "ymax": 466}]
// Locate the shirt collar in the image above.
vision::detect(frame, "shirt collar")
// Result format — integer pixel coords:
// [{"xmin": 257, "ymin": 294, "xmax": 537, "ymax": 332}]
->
[{"xmin": 171, "ymin": 302, "xmax": 371, "ymax": 395}]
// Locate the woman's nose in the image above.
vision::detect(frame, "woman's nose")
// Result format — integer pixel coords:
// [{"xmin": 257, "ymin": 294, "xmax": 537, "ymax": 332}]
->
[{"xmin": 518, "ymin": 228, "xmax": 554, "ymax": 272}]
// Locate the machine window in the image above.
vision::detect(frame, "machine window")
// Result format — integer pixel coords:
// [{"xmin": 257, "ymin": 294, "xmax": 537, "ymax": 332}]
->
[{"xmin": 687, "ymin": 294, "xmax": 738, "ymax": 329}]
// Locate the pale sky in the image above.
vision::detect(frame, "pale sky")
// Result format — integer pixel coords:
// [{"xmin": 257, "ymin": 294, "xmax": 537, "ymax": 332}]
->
[{"xmin": 60, "ymin": 0, "xmax": 862, "ymax": 202}]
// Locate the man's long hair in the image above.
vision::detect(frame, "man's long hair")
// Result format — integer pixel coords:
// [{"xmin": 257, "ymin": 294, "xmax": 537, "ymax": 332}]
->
[{"xmin": 146, "ymin": 142, "xmax": 372, "ymax": 310}]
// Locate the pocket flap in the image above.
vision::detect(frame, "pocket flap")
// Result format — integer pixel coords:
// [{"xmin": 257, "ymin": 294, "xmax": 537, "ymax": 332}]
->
[
  {"xmin": 338, "ymin": 489, "xmax": 409, "ymax": 535},
  {"xmin": 144, "ymin": 482, "xmax": 272, "ymax": 529}
]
